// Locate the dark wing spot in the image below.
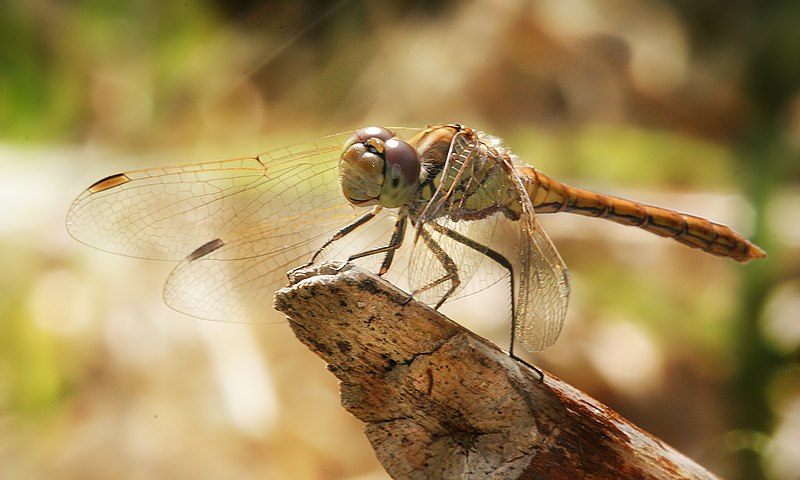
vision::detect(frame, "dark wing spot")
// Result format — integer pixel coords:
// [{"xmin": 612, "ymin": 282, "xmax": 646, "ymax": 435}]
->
[
  {"xmin": 186, "ymin": 238, "xmax": 225, "ymax": 261},
  {"xmin": 88, "ymin": 173, "xmax": 131, "ymax": 193}
]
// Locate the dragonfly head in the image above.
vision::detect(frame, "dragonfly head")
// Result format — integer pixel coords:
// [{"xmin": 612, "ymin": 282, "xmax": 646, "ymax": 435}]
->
[{"xmin": 340, "ymin": 126, "xmax": 421, "ymax": 208}]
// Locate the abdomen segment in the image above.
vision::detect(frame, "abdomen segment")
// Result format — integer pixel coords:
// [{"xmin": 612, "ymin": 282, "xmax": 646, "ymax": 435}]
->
[{"xmin": 517, "ymin": 166, "xmax": 766, "ymax": 262}]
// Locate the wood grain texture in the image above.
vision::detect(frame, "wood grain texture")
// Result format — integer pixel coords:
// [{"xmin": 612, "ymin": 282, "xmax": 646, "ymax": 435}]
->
[{"xmin": 274, "ymin": 263, "xmax": 721, "ymax": 480}]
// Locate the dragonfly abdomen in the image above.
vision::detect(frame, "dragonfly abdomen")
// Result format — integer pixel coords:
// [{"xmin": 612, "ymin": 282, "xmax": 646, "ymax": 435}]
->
[{"xmin": 518, "ymin": 166, "xmax": 766, "ymax": 263}]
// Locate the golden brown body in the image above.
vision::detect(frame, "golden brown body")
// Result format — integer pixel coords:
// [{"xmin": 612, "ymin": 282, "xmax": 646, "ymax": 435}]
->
[
  {"xmin": 517, "ymin": 166, "xmax": 766, "ymax": 262},
  {"xmin": 407, "ymin": 124, "xmax": 764, "ymax": 263}
]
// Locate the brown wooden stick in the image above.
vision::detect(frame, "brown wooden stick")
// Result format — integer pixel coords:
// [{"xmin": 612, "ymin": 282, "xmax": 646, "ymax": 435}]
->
[{"xmin": 274, "ymin": 263, "xmax": 721, "ymax": 480}]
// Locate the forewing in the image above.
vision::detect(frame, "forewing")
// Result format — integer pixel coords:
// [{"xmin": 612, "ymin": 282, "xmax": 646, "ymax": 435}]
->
[
  {"xmin": 66, "ymin": 133, "xmax": 353, "ymax": 261},
  {"xmin": 67, "ymin": 132, "xmax": 360, "ymax": 322}
]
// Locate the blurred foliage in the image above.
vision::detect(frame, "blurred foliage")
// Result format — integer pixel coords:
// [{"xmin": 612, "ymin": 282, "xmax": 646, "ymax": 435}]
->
[{"xmin": 0, "ymin": 0, "xmax": 798, "ymax": 479}]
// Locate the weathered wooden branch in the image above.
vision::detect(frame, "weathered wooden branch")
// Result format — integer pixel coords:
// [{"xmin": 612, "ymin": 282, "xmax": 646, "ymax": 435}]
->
[{"xmin": 274, "ymin": 263, "xmax": 721, "ymax": 480}]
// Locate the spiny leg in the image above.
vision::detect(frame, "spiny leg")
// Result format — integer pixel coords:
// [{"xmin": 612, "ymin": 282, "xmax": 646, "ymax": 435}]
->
[
  {"xmin": 379, "ymin": 215, "xmax": 407, "ymax": 275},
  {"xmin": 413, "ymin": 226, "xmax": 461, "ymax": 308},
  {"xmin": 346, "ymin": 214, "xmax": 407, "ymax": 273},
  {"xmin": 425, "ymin": 222, "xmax": 515, "ymax": 341},
  {"xmin": 288, "ymin": 205, "xmax": 381, "ymax": 276},
  {"xmin": 426, "ymin": 222, "xmax": 543, "ymax": 379}
]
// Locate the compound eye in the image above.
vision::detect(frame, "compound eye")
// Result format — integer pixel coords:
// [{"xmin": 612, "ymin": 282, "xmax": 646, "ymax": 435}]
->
[
  {"xmin": 344, "ymin": 126, "xmax": 395, "ymax": 151},
  {"xmin": 377, "ymin": 138, "xmax": 420, "ymax": 208},
  {"xmin": 383, "ymin": 139, "xmax": 420, "ymax": 188}
]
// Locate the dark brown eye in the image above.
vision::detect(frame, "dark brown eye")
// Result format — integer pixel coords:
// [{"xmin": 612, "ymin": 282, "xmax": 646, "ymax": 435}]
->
[
  {"xmin": 354, "ymin": 126, "xmax": 394, "ymax": 143},
  {"xmin": 383, "ymin": 139, "xmax": 420, "ymax": 188},
  {"xmin": 344, "ymin": 126, "xmax": 395, "ymax": 151}
]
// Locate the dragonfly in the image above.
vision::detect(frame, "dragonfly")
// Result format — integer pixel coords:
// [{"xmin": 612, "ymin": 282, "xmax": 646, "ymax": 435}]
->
[{"xmin": 66, "ymin": 124, "xmax": 766, "ymax": 354}]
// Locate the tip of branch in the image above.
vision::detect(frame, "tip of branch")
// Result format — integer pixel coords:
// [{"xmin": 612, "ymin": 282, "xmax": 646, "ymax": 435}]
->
[{"xmin": 273, "ymin": 262, "xmax": 719, "ymax": 480}]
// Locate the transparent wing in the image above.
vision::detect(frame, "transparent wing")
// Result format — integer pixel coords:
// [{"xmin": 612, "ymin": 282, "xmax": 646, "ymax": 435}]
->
[
  {"xmin": 162, "ymin": 205, "xmax": 371, "ymax": 322},
  {"xmin": 67, "ymin": 128, "xmax": 424, "ymax": 323},
  {"xmin": 66, "ymin": 133, "xmax": 357, "ymax": 261},
  {"xmin": 66, "ymin": 133, "xmax": 361, "ymax": 323},
  {"xmin": 511, "ymin": 168, "xmax": 571, "ymax": 352}
]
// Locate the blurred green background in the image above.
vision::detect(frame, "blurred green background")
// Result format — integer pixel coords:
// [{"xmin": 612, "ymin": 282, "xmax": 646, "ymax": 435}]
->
[{"xmin": 1, "ymin": 0, "xmax": 798, "ymax": 479}]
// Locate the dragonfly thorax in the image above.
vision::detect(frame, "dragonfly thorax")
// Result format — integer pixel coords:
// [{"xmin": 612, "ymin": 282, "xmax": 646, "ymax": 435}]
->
[{"xmin": 339, "ymin": 127, "xmax": 421, "ymax": 209}]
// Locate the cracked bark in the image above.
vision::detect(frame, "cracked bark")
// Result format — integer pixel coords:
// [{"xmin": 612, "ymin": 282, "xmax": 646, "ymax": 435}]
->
[{"xmin": 274, "ymin": 263, "xmax": 721, "ymax": 480}]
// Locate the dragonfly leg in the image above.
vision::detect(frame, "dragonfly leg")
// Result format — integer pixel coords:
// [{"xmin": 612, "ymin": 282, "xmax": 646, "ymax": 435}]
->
[
  {"xmin": 378, "ymin": 215, "xmax": 408, "ymax": 275},
  {"xmin": 345, "ymin": 215, "xmax": 407, "ymax": 273},
  {"xmin": 411, "ymin": 227, "xmax": 461, "ymax": 308},
  {"xmin": 288, "ymin": 206, "xmax": 382, "ymax": 276},
  {"xmin": 425, "ymin": 222, "xmax": 539, "ymax": 372},
  {"xmin": 414, "ymin": 223, "xmax": 543, "ymax": 379}
]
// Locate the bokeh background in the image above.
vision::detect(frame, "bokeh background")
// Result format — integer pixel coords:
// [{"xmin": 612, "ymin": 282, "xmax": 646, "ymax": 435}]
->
[{"xmin": 1, "ymin": 0, "xmax": 798, "ymax": 479}]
